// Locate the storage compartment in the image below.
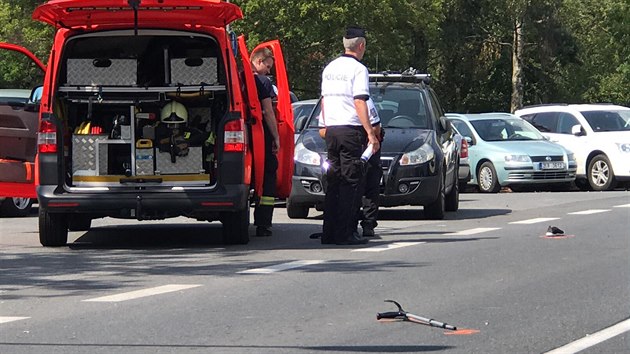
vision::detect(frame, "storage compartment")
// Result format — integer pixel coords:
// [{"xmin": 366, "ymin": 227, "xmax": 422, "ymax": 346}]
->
[
  {"xmin": 72, "ymin": 134, "xmax": 109, "ymax": 175},
  {"xmin": 60, "ymin": 31, "xmax": 226, "ymax": 188},
  {"xmin": 67, "ymin": 58, "xmax": 137, "ymax": 86},
  {"xmin": 155, "ymin": 146, "xmax": 204, "ymax": 175},
  {"xmin": 170, "ymin": 57, "xmax": 218, "ymax": 86}
]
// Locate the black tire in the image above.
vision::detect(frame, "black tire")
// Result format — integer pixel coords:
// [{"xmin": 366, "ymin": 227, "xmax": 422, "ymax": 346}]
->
[
  {"xmin": 424, "ymin": 176, "xmax": 445, "ymax": 220},
  {"xmin": 588, "ymin": 154, "xmax": 616, "ymax": 191},
  {"xmin": 0, "ymin": 197, "xmax": 34, "ymax": 217},
  {"xmin": 68, "ymin": 216, "xmax": 92, "ymax": 231},
  {"xmin": 477, "ymin": 161, "xmax": 501, "ymax": 193},
  {"xmin": 574, "ymin": 178, "xmax": 591, "ymax": 191},
  {"xmin": 222, "ymin": 206, "xmax": 250, "ymax": 245},
  {"xmin": 286, "ymin": 198, "xmax": 309, "ymax": 219},
  {"xmin": 39, "ymin": 208, "xmax": 68, "ymax": 247},
  {"xmin": 445, "ymin": 178, "xmax": 459, "ymax": 212}
]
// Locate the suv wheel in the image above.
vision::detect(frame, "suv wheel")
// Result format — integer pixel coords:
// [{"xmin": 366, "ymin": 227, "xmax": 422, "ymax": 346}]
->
[
  {"xmin": 286, "ymin": 198, "xmax": 309, "ymax": 219},
  {"xmin": 1, "ymin": 197, "xmax": 34, "ymax": 217},
  {"xmin": 424, "ymin": 176, "xmax": 445, "ymax": 220},
  {"xmin": 478, "ymin": 162, "xmax": 501, "ymax": 193},
  {"xmin": 221, "ymin": 206, "xmax": 250, "ymax": 245},
  {"xmin": 445, "ymin": 176, "xmax": 459, "ymax": 212},
  {"xmin": 39, "ymin": 209, "xmax": 68, "ymax": 247},
  {"xmin": 588, "ymin": 154, "xmax": 616, "ymax": 191}
]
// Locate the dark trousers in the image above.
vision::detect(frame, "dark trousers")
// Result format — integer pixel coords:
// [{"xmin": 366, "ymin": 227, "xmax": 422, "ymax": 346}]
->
[
  {"xmin": 359, "ymin": 148, "xmax": 382, "ymax": 229},
  {"xmin": 322, "ymin": 126, "xmax": 367, "ymax": 244},
  {"xmin": 254, "ymin": 131, "xmax": 278, "ymax": 228}
]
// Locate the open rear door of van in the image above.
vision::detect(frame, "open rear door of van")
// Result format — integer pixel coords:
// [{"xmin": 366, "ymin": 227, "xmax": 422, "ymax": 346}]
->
[
  {"xmin": 0, "ymin": 43, "xmax": 45, "ymax": 200},
  {"xmin": 237, "ymin": 36, "xmax": 265, "ymax": 198},
  {"xmin": 252, "ymin": 40, "xmax": 295, "ymax": 199}
]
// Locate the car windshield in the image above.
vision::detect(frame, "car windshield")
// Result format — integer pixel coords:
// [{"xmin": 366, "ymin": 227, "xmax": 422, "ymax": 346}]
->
[
  {"xmin": 581, "ymin": 110, "xmax": 630, "ymax": 132},
  {"xmin": 471, "ymin": 118, "xmax": 544, "ymax": 141},
  {"xmin": 308, "ymin": 86, "xmax": 429, "ymax": 129}
]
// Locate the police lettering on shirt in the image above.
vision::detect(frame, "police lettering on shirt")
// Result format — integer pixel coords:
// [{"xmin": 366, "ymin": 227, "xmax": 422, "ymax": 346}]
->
[{"xmin": 320, "ymin": 55, "xmax": 370, "ymax": 127}]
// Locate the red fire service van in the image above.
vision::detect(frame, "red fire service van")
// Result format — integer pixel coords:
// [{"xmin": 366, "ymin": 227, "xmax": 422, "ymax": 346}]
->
[{"xmin": 0, "ymin": 0, "xmax": 294, "ymax": 246}]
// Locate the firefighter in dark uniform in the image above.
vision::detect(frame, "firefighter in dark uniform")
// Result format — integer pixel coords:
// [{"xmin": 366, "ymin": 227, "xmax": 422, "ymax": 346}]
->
[
  {"xmin": 251, "ymin": 47, "xmax": 280, "ymax": 237},
  {"xmin": 317, "ymin": 26, "xmax": 380, "ymax": 245},
  {"xmin": 359, "ymin": 98, "xmax": 383, "ymax": 237}
]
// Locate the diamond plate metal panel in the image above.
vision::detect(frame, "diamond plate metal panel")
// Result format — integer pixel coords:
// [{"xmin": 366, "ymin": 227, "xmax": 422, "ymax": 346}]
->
[
  {"xmin": 67, "ymin": 59, "xmax": 137, "ymax": 86},
  {"xmin": 72, "ymin": 134, "xmax": 108, "ymax": 174},
  {"xmin": 155, "ymin": 146, "xmax": 204, "ymax": 175},
  {"xmin": 170, "ymin": 58, "xmax": 217, "ymax": 86}
]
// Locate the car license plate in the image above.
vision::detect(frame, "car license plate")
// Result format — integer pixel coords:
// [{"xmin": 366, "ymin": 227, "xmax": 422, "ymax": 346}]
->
[{"xmin": 540, "ymin": 161, "xmax": 564, "ymax": 170}]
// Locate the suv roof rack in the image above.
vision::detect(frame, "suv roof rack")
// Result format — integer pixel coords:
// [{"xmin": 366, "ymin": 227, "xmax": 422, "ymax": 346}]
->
[{"xmin": 370, "ymin": 67, "xmax": 431, "ymax": 84}]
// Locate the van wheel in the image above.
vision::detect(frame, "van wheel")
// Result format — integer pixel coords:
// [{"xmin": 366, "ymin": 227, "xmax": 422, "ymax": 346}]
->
[
  {"xmin": 445, "ymin": 178, "xmax": 459, "ymax": 212},
  {"xmin": 39, "ymin": 209, "xmax": 68, "ymax": 247},
  {"xmin": 222, "ymin": 207, "xmax": 250, "ymax": 245},
  {"xmin": 68, "ymin": 216, "xmax": 92, "ymax": 231},
  {"xmin": 286, "ymin": 198, "xmax": 309, "ymax": 219},
  {"xmin": 588, "ymin": 154, "xmax": 616, "ymax": 191},
  {"xmin": 1, "ymin": 197, "xmax": 34, "ymax": 217},
  {"xmin": 478, "ymin": 162, "xmax": 501, "ymax": 193},
  {"xmin": 424, "ymin": 176, "xmax": 445, "ymax": 220}
]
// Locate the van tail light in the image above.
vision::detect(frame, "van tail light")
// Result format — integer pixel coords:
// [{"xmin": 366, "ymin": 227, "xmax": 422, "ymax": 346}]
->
[
  {"xmin": 460, "ymin": 138, "xmax": 468, "ymax": 158},
  {"xmin": 38, "ymin": 120, "xmax": 57, "ymax": 153},
  {"xmin": 224, "ymin": 119, "xmax": 246, "ymax": 152}
]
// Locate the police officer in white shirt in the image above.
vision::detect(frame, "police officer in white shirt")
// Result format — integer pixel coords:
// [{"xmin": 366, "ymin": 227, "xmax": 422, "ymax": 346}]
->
[{"xmin": 317, "ymin": 26, "xmax": 380, "ymax": 245}]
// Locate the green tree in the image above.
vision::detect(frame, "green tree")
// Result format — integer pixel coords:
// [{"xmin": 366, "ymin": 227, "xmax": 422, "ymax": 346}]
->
[
  {"xmin": 560, "ymin": 0, "xmax": 629, "ymax": 105},
  {"xmin": 0, "ymin": 0, "xmax": 52, "ymax": 88},
  {"xmin": 232, "ymin": 0, "xmax": 440, "ymax": 99}
]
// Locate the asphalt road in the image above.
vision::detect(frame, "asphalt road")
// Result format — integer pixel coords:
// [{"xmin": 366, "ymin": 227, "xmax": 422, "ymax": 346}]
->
[{"xmin": 1, "ymin": 190, "xmax": 629, "ymax": 354}]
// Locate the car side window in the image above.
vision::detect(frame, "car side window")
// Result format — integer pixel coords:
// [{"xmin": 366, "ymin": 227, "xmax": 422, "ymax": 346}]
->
[
  {"xmin": 428, "ymin": 89, "xmax": 444, "ymax": 130},
  {"xmin": 450, "ymin": 119, "xmax": 473, "ymax": 138},
  {"xmin": 530, "ymin": 112, "xmax": 559, "ymax": 133},
  {"xmin": 557, "ymin": 113, "xmax": 580, "ymax": 134}
]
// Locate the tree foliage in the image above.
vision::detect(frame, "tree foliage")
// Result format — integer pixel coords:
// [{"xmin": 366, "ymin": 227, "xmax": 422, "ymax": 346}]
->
[
  {"xmin": 1, "ymin": 0, "xmax": 627, "ymax": 108},
  {"xmin": 0, "ymin": 1, "xmax": 52, "ymax": 88}
]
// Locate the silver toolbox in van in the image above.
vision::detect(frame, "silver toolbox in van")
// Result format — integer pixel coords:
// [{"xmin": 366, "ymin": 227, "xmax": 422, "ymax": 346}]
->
[
  {"xmin": 170, "ymin": 57, "xmax": 218, "ymax": 86},
  {"xmin": 71, "ymin": 134, "xmax": 108, "ymax": 176},
  {"xmin": 155, "ymin": 146, "xmax": 204, "ymax": 175},
  {"xmin": 67, "ymin": 58, "xmax": 137, "ymax": 86}
]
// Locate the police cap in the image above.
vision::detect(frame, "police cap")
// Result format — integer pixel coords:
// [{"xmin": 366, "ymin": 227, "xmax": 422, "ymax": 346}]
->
[{"xmin": 344, "ymin": 26, "xmax": 366, "ymax": 39}]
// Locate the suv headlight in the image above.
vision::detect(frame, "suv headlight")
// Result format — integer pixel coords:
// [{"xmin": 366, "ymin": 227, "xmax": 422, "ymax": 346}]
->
[
  {"xmin": 294, "ymin": 142, "xmax": 321, "ymax": 166},
  {"xmin": 616, "ymin": 143, "xmax": 630, "ymax": 153},
  {"xmin": 504, "ymin": 154, "xmax": 532, "ymax": 165},
  {"xmin": 400, "ymin": 142, "xmax": 435, "ymax": 166},
  {"xmin": 566, "ymin": 152, "xmax": 576, "ymax": 163}
]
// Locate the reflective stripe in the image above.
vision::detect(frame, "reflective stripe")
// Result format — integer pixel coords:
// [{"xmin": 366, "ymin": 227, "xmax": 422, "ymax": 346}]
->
[{"xmin": 260, "ymin": 196, "xmax": 275, "ymax": 206}]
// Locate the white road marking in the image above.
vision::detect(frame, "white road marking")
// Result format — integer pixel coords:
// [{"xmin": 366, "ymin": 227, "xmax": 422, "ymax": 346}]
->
[
  {"xmin": 544, "ymin": 318, "xmax": 630, "ymax": 354},
  {"xmin": 238, "ymin": 260, "xmax": 325, "ymax": 274},
  {"xmin": 0, "ymin": 317, "xmax": 30, "ymax": 324},
  {"xmin": 444, "ymin": 227, "xmax": 501, "ymax": 236},
  {"xmin": 82, "ymin": 284, "xmax": 201, "ymax": 302},
  {"xmin": 568, "ymin": 209, "xmax": 611, "ymax": 215},
  {"xmin": 613, "ymin": 204, "xmax": 630, "ymax": 208},
  {"xmin": 37, "ymin": 271, "xmax": 120, "ymax": 281},
  {"xmin": 509, "ymin": 217, "xmax": 559, "ymax": 225},
  {"xmin": 352, "ymin": 242, "xmax": 424, "ymax": 252}
]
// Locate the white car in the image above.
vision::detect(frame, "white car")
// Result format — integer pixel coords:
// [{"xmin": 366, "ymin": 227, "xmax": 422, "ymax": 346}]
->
[{"xmin": 515, "ymin": 104, "xmax": 630, "ymax": 191}]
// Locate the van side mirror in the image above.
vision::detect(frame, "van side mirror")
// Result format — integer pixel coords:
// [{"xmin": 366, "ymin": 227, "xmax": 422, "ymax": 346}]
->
[
  {"xmin": 25, "ymin": 85, "xmax": 43, "ymax": 112},
  {"xmin": 464, "ymin": 136, "xmax": 474, "ymax": 146},
  {"xmin": 571, "ymin": 124, "xmax": 585, "ymax": 136}
]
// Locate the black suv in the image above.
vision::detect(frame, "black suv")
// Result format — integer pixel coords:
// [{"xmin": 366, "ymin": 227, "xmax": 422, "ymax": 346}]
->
[{"xmin": 288, "ymin": 73, "xmax": 459, "ymax": 219}]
